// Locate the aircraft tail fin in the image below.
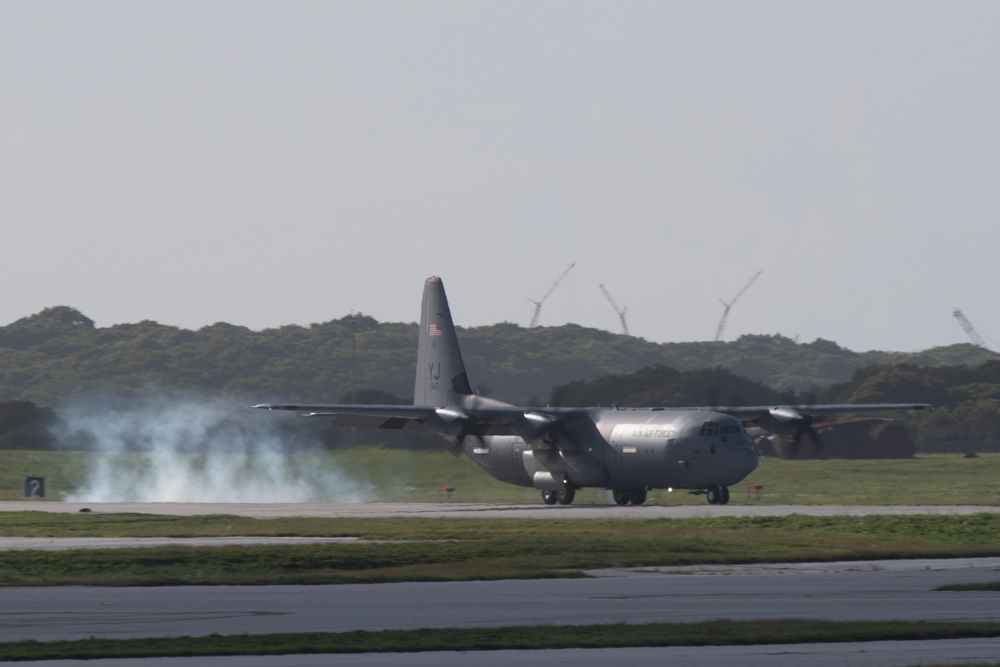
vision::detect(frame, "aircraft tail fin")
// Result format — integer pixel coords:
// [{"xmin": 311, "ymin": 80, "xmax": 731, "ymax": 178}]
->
[{"xmin": 414, "ymin": 276, "xmax": 473, "ymax": 406}]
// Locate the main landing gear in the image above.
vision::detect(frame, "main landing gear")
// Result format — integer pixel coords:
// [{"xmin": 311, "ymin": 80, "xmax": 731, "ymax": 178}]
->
[
  {"xmin": 705, "ymin": 485, "xmax": 730, "ymax": 505},
  {"xmin": 611, "ymin": 489, "xmax": 647, "ymax": 505},
  {"xmin": 541, "ymin": 487, "xmax": 576, "ymax": 505}
]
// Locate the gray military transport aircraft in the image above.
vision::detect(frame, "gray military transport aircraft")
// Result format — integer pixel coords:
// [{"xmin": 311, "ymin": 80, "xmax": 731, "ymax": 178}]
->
[{"xmin": 255, "ymin": 276, "xmax": 932, "ymax": 506}]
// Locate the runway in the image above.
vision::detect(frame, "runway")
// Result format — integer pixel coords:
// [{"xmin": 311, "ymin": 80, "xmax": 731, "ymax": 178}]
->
[
  {"xmin": 2, "ymin": 558, "xmax": 1000, "ymax": 666},
  {"xmin": 2, "ymin": 558, "xmax": 999, "ymax": 642},
  {"xmin": 3, "ymin": 502, "xmax": 1000, "ymax": 666}
]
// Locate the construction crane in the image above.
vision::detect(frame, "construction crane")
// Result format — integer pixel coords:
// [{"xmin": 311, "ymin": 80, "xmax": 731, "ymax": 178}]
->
[
  {"xmin": 528, "ymin": 263, "xmax": 575, "ymax": 328},
  {"xmin": 599, "ymin": 283, "xmax": 629, "ymax": 336},
  {"xmin": 952, "ymin": 308, "xmax": 994, "ymax": 350},
  {"xmin": 714, "ymin": 270, "xmax": 762, "ymax": 342}
]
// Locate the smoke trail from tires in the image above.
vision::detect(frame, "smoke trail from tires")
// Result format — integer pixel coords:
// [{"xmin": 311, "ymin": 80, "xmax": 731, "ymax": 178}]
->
[{"xmin": 54, "ymin": 394, "xmax": 373, "ymax": 503}]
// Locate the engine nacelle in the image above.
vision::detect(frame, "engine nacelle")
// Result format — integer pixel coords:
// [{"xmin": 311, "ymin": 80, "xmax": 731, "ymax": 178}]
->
[
  {"xmin": 511, "ymin": 411, "xmax": 561, "ymax": 448},
  {"xmin": 422, "ymin": 407, "xmax": 474, "ymax": 444},
  {"xmin": 756, "ymin": 407, "xmax": 812, "ymax": 438}
]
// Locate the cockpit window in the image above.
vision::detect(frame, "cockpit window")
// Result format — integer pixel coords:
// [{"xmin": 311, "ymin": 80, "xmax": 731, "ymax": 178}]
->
[
  {"xmin": 699, "ymin": 420, "xmax": 745, "ymax": 437},
  {"xmin": 698, "ymin": 421, "xmax": 719, "ymax": 437}
]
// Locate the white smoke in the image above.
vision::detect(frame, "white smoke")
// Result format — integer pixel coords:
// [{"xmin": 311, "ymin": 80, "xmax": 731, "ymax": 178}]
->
[{"xmin": 54, "ymin": 394, "xmax": 373, "ymax": 503}]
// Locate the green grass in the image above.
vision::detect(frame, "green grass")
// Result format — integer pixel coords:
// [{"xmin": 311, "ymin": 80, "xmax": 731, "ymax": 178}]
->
[
  {"xmin": 1, "ymin": 620, "xmax": 1000, "ymax": 661},
  {"xmin": 1, "ymin": 513, "xmax": 999, "ymax": 586},
  {"xmin": 739, "ymin": 454, "xmax": 1000, "ymax": 506},
  {"xmin": 4, "ymin": 449, "xmax": 1000, "ymax": 505},
  {"xmin": 0, "ymin": 450, "xmax": 91, "ymax": 501}
]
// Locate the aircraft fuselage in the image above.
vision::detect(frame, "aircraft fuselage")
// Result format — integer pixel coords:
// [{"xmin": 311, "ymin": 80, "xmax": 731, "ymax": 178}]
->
[{"xmin": 460, "ymin": 408, "xmax": 758, "ymax": 495}]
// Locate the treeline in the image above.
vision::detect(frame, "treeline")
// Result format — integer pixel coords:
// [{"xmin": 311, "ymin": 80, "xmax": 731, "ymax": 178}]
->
[
  {"xmin": 3, "ymin": 360, "xmax": 1000, "ymax": 449},
  {"xmin": 0, "ymin": 401, "xmax": 59, "ymax": 450},
  {"xmin": 822, "ymin": 363, "xmax": 1000, "ymax": 442},
  {"xmin": 0, "ymin": 305, "xmax": 995, "ymax": 406}
]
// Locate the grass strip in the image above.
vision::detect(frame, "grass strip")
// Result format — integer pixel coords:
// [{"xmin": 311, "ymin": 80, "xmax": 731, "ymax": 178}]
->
[
  {"xmin": 2, "ymin": 513, "xmax": 1000, "ymax": 587},
  {"xmin": 3, "ymin": 620, "xmax": 1000, "ymax": 661}
]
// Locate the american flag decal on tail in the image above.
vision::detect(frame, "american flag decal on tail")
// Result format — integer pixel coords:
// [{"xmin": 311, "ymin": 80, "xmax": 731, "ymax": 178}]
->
[{"xmin": 429, "ymin": 323, "xmax": 442, "ymax": 336}]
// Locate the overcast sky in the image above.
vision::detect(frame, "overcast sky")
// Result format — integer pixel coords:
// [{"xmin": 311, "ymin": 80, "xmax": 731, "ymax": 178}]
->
[{"xmin": 2, "ymin": 1, "xmax": 998, "ymax": 352}]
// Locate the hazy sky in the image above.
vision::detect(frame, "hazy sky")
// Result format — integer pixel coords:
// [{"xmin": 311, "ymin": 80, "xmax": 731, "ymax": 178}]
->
[{"xmin": 3, "ymin": 1, "xmax": 998, "ymax": 352}]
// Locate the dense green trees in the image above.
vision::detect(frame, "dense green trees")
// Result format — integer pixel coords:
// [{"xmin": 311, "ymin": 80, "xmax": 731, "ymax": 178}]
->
[
  {"xmin": 3, "ymin": 361, "xmax": 999, "ymax": 450},
  {"xmin": 0, "ymin": 401, "xmax": 60, "ymax": 450},
  {"xmin": 550, "ymin": 366, "xmax": 785, "ymax": 408},
  {"xmin": 817, "ymin": 362, "xmax": 1000, "ymax": 442},
  {"xmin": 1, "ymin": 306, "xmax": 995, "ymax": 407}
]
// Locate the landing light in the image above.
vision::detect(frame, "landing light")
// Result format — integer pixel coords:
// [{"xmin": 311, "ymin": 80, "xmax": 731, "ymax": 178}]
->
[{"xmin": 668, "ymin": 487, "xmax": 673, "ymax": 493}]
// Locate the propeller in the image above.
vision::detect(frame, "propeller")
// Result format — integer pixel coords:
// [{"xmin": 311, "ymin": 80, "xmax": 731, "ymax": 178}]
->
[
  {"xmin": 430, "ymin": 407, "xmax": 479, "ymax": 455},
  {"xmin": 512, "ymin": 411, "xmax": 561, "ymax": 448},
  {"xmin": 762, "ymin": 406, "xmax": 825, "ymax": 459}
]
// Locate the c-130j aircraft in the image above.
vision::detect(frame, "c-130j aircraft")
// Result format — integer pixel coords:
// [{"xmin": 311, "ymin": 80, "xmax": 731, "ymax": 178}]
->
[{"xmin": 255, "ymin": 276, "xmax": 932, "ymax": 506}]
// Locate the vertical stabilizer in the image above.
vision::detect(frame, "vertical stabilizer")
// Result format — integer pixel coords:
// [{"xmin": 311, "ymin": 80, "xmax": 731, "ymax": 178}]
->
[{"xmin": 414, "ymin": 276, "xmax": 473, "ymax": 406}]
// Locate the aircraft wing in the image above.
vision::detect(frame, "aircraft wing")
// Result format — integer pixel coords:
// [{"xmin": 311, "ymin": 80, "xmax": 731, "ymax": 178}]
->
[
  {"xmin": 253, "ymin": 403, "xmax": 534, "ymax": 436},
  {"xmin": 252, "ymin": 403, "xmax": 590, "ymax": 440},
  {"xmin": 712, "ymin": 403, "xmax": 933, "ymax": 439},
  {"xmin": 718, "ymin": 403, "xmax": 934, "ymax": 420},
  {"xmin": 254, "ymin": 401, "xmax": 933, "ymax": 442},
  {"xmin": 252, "ymin": 404, "xmax": 438, "ymax": 431}
]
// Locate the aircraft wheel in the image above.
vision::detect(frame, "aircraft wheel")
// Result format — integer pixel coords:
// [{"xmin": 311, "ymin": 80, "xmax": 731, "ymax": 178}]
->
[
  {"xmin": 628, "ymin": 489, "xmax": 647, "ymax": 505},
  {"xmin": 612, "ymin": 489, "xmax": 630, "ymax": 505},
  {"xmin": 706, "ymin": 486, "xmax": 721, "ymax": 505},
  {"xmin": 719, "ymin": 486, "xmax": 730, "ymax": 505},
  {"xmin": 542, "ymin": 490, "xmax": 558, "ymax": 505},
  {"xmin": 556, "ymin": 487, "xmax": 576, "ymax": 505}
]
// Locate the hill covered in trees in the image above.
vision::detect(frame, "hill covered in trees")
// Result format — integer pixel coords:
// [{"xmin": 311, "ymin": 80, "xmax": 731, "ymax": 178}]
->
[
  {"xmin": 2, "ymin": 302, "xmax": 999, "ymax": 449},
  {"xmin": 0, "ymin": 305, "xmax": 995, "ymax": 407}
]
